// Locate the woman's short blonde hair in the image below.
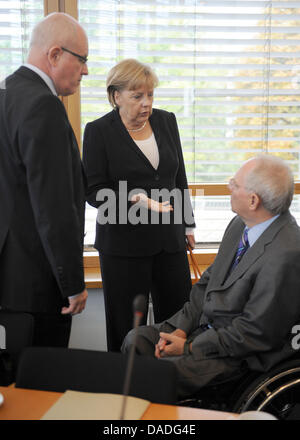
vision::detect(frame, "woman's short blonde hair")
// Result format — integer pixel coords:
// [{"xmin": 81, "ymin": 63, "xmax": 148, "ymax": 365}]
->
[{"xmin": 106, "ymin": 58, "xmax": 159, "ymax": 108}]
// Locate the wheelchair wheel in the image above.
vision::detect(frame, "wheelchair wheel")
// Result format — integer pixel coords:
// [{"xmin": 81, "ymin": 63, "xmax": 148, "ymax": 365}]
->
[{"xmin": 232, "ymin": 359, "xmax": 300, "ymax": 419}]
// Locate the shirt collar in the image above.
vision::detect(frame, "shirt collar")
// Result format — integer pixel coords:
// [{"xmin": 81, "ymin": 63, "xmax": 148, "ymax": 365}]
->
[
  {"xmin": 23, "ymin": 63, "xmax": 57, "ymax": 96},
  {"xmin": 247, "ymin": 215, "xmax": 280, "ymax": 247}
]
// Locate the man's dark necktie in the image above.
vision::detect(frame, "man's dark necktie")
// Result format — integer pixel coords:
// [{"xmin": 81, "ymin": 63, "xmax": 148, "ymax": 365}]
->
[{"xmin": 229, "ymin": 228, "xmax": 249, "ymax": 274}]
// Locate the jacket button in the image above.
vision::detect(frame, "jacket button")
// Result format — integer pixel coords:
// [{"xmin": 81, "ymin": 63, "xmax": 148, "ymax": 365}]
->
[{"xmin": 155, "ymin": 175, "xmax": 160, "ymax": 181}]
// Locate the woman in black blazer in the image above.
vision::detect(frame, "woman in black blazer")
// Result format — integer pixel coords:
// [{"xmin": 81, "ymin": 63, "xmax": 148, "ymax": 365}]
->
[{"xmin": 83, "ymin": 59, "xmax": 195, "ymax": 351}]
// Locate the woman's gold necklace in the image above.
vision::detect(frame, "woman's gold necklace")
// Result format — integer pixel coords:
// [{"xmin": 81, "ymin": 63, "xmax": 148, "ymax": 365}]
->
[{"xmin": 127, "ymin": 121, "xmax": 147, "ymax": 132}]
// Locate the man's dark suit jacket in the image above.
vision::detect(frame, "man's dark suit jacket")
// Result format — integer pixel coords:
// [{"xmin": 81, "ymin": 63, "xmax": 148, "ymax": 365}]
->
[
  {"xmin": 83, "ymin": 108, "xmax": 195, "ymax": 257},
  {"xmin": 0, "ymin": 66, "xmax": 86, "ymax": 313}
]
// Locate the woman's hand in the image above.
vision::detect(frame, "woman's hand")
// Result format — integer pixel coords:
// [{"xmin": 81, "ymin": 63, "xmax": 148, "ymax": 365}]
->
[
  {"xmin": 131, "ymin": 193, "xmax": 173, "ymax": 212},
  {"xmin": 186, "ymin": 233, "xmax": 195, "ymax": 249}
]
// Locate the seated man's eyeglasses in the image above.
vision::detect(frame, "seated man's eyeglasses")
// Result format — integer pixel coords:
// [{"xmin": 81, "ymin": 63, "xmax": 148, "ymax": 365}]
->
[{"xmin": 61, "ymin": 47, "xmax": 88, "ymax": 64}]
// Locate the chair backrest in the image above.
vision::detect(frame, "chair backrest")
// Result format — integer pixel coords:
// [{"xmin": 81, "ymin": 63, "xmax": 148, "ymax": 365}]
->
[
  {"xmin": 16, "ymin": 347, "xmax": 178, "ymax": 404},
  {"xmin": 0, "ymin": 310, "xmax": 34, "ymax": 384}
]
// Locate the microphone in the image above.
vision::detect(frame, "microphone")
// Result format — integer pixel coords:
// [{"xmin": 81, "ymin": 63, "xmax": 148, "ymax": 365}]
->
[
  {"xmin": 132, "ymin": 294, "xmax": 147, "ymax": 328},
  {"xmin": 120, "ymin": 294, "xmax": 147, "ymax": 420}
]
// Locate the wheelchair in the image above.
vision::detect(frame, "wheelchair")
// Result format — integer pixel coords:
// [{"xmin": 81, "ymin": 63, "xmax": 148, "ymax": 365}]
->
[{"xmin": 177, "ymin": 351, "xmax": 300, "ymax": 420}]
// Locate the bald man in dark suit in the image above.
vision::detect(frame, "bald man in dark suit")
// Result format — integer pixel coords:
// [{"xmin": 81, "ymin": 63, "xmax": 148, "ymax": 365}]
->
[{"xmin": 0, "ymin": 13, "xmax": 89, "ymax": 347}]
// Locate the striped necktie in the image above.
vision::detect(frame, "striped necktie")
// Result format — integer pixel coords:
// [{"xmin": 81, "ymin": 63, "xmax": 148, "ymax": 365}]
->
[{"xmin": 230, "ymin": 228, "xmax": 249, "ymax": 273}]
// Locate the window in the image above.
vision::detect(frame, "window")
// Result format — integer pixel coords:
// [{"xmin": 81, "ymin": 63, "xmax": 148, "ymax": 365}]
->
[
  {"xmin": 79, "ymin": 0, "xmax": 300, "ymax": 246},
  {"xmin": 0, "ymin": 0, "xmax": 44, "ymax": 81}
]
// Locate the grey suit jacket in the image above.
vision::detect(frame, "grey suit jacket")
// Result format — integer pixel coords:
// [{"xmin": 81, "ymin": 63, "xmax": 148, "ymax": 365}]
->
[{"xmin": 166, "ymin": 211, "xmax": 300, "ymax": 371}]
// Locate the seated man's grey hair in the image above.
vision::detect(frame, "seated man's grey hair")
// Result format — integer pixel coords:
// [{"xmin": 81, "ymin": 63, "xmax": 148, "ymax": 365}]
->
[{"xmin": 244, "ymin": 155, "xmax": 294, "ymax": 215}]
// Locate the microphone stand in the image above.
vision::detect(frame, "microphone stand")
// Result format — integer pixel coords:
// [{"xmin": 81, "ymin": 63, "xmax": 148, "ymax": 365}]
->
[{"xmin": 120, "ymin": 295, "xmax": 146, "ymax": 420}]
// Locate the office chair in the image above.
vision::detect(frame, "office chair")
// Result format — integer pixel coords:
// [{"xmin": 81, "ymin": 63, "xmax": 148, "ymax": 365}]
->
[
  {"xmin": 15, "ymin": 346, "xmax": 178, "ymax": 404},
  {"xmin": 0, "ymin": 310, "xmax": 34, "ymax": 385}
]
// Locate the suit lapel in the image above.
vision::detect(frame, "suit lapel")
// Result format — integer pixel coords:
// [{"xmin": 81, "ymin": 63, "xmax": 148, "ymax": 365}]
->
[
  {"xmin": 207, "ymin": 212, "xmax": 292, "ymax": 293},
  {"xmin": 223, "ymin": 236, "xmax": 267, "ymax": 288},
  {"xmin": 209, "ymin": 217, "xmax": 244, "ymax": 288},
  {"xmin": 149, "ymin": 110, "xmax": 161, "ymax": 154},
  {"xmin": 110, "ymin": 109, "xmax": 161, "ymax": 170}
]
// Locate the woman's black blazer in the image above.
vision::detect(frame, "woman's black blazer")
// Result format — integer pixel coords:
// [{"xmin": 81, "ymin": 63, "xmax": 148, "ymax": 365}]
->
[{"xmin": 83, "ymin": 108, "xmax": 195, "ymax": 257}]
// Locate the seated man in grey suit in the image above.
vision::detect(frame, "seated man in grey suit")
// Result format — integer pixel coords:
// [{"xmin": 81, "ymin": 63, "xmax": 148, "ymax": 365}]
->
[{"xmin": 122, "ymin": 154, "xmax": 300, "ymax": 398}]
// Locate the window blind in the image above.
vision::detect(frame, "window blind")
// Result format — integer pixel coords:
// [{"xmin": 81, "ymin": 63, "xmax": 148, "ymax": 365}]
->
[
  {"xmin": 78, "ymin": 0, "xmax": 300, "ymax": 245},
  {"xmin": 0, "ymin": 1, "xmax": 44, "ymax": 81},
  {"xmin": 79, "ymin": 0, "xmax": 300, "ymax": 183}
]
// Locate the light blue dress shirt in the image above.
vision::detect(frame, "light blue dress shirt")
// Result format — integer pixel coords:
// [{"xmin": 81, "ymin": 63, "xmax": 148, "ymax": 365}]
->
[{"xmin": 247, "ymin": 215, "xmax": 280, "ymax": 247}]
